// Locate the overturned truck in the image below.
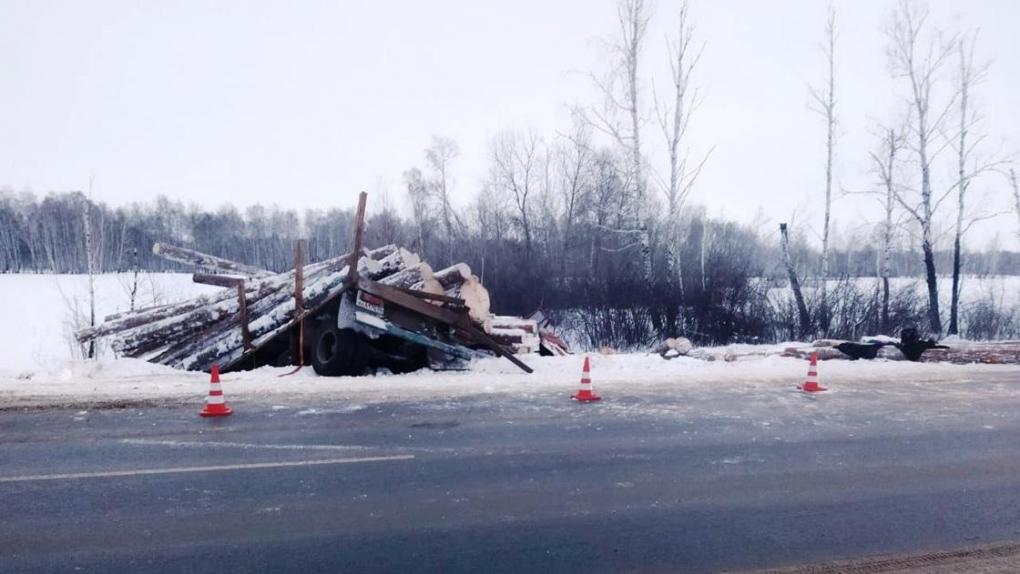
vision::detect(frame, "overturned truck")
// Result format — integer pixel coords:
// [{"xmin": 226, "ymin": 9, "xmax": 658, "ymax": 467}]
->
[{"xmin": 75, "ymin": 193, "xmax": 532, "ymax": 376}]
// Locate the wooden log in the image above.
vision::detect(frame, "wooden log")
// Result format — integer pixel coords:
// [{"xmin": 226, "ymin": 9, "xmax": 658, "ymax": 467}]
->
[
  {"xmin": 391, "ymin": 286, "xmax": 466, "ymax": 307},
  {"xmin": 169, "ymin": 253, "xmax": 416, "ymax": 371},
  {"xmin": 116, "ymin": 248, "xmax": 374, "ymax": 361},
  {"xmin": 161, "ymin": 265, "xmax": 357, "ymax": 368},
  {"xmin": 347, "ymin": 192, "xmax": 367, "ymax": 285},
  {"xmin": 373, "ymin": 248, "xmax": 421, "ymax": 279},
  {"xmin": 409, "ymin": 263, "xmax": 445, "ymax": 297},
  {"xmin": 79, "ymin": 254, "xmax": 347, "ymax": 344},
  {"xmin": 177, "ymin": 268, "xmax": 354, "ymax": 370},
  {"xmin": 491, "ymin": 315, "xmax": 538, "ymax": 334},
  {"xmin": 104, "ymin": 301, "xmax": 175, "ymax": 322},
  {"xmin": 152, "ymin": 242, "xmax": 274, "ymax": 278},
  {"xmin": 183, "ymin": 253, "xmax": 407, "ymax": 372},
  {"xmin": 432, "ymin": 263, "xmax": 491, "ymax": 328},
  {"xmin": 446, "ymin": 281, "xmax": 490, "ymax": 328},
  {"xmin": 114, "ymin": 279, "xmax": 291, "ymax": 358},
  {"xmin": 432, "ymin": 263, "xmax": 472, "ymax": 290},
  {"xmin": 87, "ymin": 245, "xmax": 393, "ymax": 346},
  {"xmin": 112, "ymin": 258, "xmax": 346, "ymax": 356},
  {"xmin": 380, "ymin": 263, "xmax": 430, "ymax": 290},
  {"xmin": 191, "ymin": 275, "xmax": 253, "ymax": 351},
  {"xmin": 291, "ymin": 239, "xmax": 306, "ymax": 366},
  {"xmin": 489, "ymin": 325, "xmax": 541, "ymax": 355},
  {"xmin": 192, "ymin": 273, "xmax": 246, "ymax": 289},
  {"xmin": 367, "ymin": 244, "xmax": 398, "ymax": 260},
  {"xmin": 77, "ymin": 275, "xmax": 285, "ymax": 343}
]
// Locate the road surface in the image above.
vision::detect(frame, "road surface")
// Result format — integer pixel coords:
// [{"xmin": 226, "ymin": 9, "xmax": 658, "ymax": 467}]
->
[{"xmin": 2, "ymin": 370, "xmax": 1020, "ymax": 573}]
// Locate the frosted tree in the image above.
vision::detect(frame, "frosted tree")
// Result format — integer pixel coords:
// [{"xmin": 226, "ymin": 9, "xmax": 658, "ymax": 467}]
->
[
  {"xmin": 79, "ymin": 179, "xmax": 104, "ymax": 359},
  {"xmin": 555, "ymin": 114, "xmax": 594, "ymax": 284},
  {"xmin": 585, "ymin": 0, "xmax": 652, "ymax": 279},
  {"xmin": 947, "ymin": 32, "xmax": 998, "ymax": 335},
  {"xmin": 1011, "ymin": 168, "xmax": 1020, "ymax": 241},
  {"xmin": 780, "ymin": 222, "xmax": 811, "ymax": 338},
  {"xmin": 886, "ymin": 0, "xmax": 958, "ymax": 335},
  {"xmin": 869, "ymin": 124, "xmax": 908, "ymax": 333},
  {"xmin": 491, "ymin": 129, "xmax": 541, "ymax": 256},
  {"xmin": 403, "ymin": 167, "xmax": 431, "ymax": 256},
  {"xmin": 424, "ymin": 136, "xmax": 461, "ymax": 264},
  {"xmin": 810, "ymin": 5, "xmax": 838, "ymax": 336},
  {"xmin": 654, "ymin": 0, "xmax": 708, "ymax": 292}
]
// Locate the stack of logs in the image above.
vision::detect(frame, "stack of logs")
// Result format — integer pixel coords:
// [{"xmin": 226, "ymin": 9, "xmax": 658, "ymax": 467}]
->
[{"xmin": 75, "ymin": 242, "xmax": 497, "ymax": 372}]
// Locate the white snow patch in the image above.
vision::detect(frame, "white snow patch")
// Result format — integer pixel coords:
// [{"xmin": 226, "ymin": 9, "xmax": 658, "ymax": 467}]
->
[
  {"xmin": 0, "ymin": 273, "xmax": 219, "ymax": 376},
  {"xmin": 1, "ymin": 351, "xmax": 1018, "ymax": 410}
]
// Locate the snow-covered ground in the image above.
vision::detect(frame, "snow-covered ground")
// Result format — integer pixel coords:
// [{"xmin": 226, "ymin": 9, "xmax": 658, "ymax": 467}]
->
[
  {"xmin": 0, "ymin": 273, "xmax": 219, "ymax": 376},
  {"xmin": 2, "ymin": 351, "xmax": 1018, "ymax": 412}
]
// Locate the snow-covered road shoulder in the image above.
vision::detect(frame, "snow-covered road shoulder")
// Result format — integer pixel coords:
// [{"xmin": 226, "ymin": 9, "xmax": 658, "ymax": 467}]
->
[{"xmin": 1, "ymin": 353, "xmax": 1018, "ymax": 410}]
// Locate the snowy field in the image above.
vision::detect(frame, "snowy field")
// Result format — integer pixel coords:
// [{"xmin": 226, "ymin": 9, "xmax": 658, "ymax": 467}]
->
[
  {"xmin": 0, "ymin": 273, "xmax": 219, "ymax": 376},
  {"xmin": 769, "ymin": 275, "xmax": 1020, "ymax": 311}
]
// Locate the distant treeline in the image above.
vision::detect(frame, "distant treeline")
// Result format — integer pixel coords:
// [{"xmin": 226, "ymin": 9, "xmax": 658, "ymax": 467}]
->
[{"xmin": 2, "ymin": 189, "xmax": 1018, "ymax": 345}]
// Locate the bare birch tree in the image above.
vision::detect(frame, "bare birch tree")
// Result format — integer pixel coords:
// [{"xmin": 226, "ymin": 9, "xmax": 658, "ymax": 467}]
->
[
  {"xmin": 869, "ymin": 124, "xmax": 908, "ymax": 333},
  {"xmin": 886, "ymin": 0, "xmax": 958, "ymax": 335},
  {"xmin": 810, "ymin": 5, "xmax": 837, "ymax": 336},
  {"xmin": 1011, "ymin": 168, "xmax": 1020, "ymax": 241},
  {"xmin": 403, "ymin": 167, "xmax": 431, "ymax": 256},
  {"xmin": 947, "ymin": 32, "xmax": 994, "ymax": 335},
  {"xmin": 556, "ymin": 115, "xmax": 594, "ymax": 284},
  {"xmin": 492, "ymin": 129, "xmax": 541, "ymax": 256},
  {"xmin": 80, "ymin": 177, "xmax": 101, "ymax": 359},
  {"xmin": 424, "ymin": 135, "xmax": 461, "ymax": 264},
  {"xmin": 780, "ymin": 222, "xmax": 811, "ymax": 338},
  {"xmin": 654, "ymin": 0, "xmax": 708, "ymax": 292},
  {"xmin": 586, "ymin": 0, "xmax": 652, "ymax": 278}
]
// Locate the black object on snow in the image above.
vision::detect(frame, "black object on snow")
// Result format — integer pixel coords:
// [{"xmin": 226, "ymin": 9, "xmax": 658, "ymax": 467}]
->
[
  {"xmin": 892, "ymin": 327, "xmax": 949, "ymax": 362},
  {"xmin": 834, "ymin": 342, "xmax": 887, "ymax": 360}
]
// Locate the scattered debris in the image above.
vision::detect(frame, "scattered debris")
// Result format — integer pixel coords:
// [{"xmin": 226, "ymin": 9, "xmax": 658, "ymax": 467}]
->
[
  {"xmin": 655, "ymin": 337, "xmax": 693, "ymax": 360},
  {"xmin": 489, "ymin": 315, "xmax": 541, "ymax": 354},
  {"xmin": 527, "ymin": 310, "xmax": 571, "ymax": 356},
  {"xmin": 834, "ymin": 341, "xmax": 887, "ymax": 360}
]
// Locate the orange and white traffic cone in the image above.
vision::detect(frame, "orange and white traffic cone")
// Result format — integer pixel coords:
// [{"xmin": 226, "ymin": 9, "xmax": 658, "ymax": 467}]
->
[
  {"xmin": 798, "ymin": 352, "xmax": 827, "ymax": 393},
  {"xmin": 200, "ymin": 364, "xmax": 233, "ymax": 417},
  {"xmin": 571, "ymin": 356, "xmax": 602, "ymax": 402}
]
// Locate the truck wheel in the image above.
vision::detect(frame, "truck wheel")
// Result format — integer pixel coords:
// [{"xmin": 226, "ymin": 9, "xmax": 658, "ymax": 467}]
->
[{"xmin": 312, "ymin": 326, "xmax": 363, "ymax": 376}]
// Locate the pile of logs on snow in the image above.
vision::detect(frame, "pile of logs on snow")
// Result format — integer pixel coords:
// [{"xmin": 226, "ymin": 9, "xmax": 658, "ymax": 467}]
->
[
  {"xmin": 488, "ymin": 313, "xmax": 571, "ymax": 356},
  {"xmin": 74, "ymin": 240, "xmax": 502, "ymax": 373},
  {"xmin": 489, "ymin": 316, "xmax": 542, "ymax": 355}
]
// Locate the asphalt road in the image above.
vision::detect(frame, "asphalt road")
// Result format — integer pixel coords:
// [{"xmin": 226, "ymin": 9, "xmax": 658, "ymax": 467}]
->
[{"xmin": 3, "ymin": 375, "xmax": 1020, "ymax": 573}]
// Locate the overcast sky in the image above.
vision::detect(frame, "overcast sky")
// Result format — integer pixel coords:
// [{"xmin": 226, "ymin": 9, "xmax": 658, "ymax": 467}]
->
[{"xmin": 2, "ymin": 0, "xmax": 1018, "ymax": 247}]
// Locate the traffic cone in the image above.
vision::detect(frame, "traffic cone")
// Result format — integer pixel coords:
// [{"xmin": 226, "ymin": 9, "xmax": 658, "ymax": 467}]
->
[
  {"xmin": 200, "ymin": 364, "xmax": 233, "ymax": 417},
  {"xmin": 798, "ymin": 352, "xmax": 827, "ymax": 393},
  {"xmin": 571, "ymin": 356, "xmax": 602, "ymax": 402}
]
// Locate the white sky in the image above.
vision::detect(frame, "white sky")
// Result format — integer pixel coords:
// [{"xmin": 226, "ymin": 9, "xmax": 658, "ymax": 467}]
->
[{"xmin": 1, "ymin": 0, "xmax": 1018, "ymax": 248}]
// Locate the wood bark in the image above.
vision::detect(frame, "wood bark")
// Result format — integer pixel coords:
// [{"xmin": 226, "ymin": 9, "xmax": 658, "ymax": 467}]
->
[
  {"xmin": 814, "ymin": 7, "xmax": 837, "ymax": 337},
  {"xmin": 780, "ymin": 223, "xmax": 811, "ymax": 339},
  {"xmin": 1011, "ymin": 169, "xmax": 1020, "ymax": 241},
  {"xmin": 152, "ymin": 242, "xmax": 273, "ymax": 278},
  {"xmin": 432, "ymin": 263, "xmax": 491, "ymax": 327}
]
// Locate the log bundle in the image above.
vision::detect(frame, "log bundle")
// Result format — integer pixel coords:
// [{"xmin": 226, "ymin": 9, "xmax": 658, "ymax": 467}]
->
[
  {"xmin": 489, "ymin": 315, "xmax": 541, "ymax": 355},
  {"xmin": 74, "ymin": 241, "xmax": 532, "ymax": 372},
  {"xmin": 417, "ymin": 263, "xmax": 491, "ymax": 330}
]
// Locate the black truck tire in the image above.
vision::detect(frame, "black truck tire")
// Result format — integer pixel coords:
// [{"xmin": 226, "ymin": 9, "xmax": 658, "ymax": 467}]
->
[{"xmin": 312, "ymin": 325, "xmax": 364, "ymax": 376}]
